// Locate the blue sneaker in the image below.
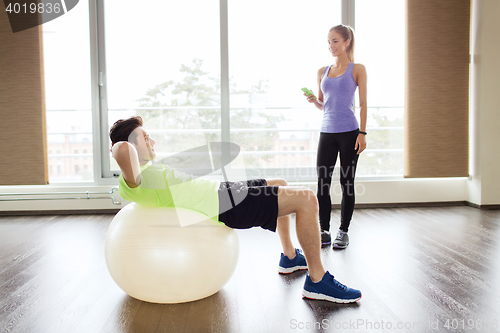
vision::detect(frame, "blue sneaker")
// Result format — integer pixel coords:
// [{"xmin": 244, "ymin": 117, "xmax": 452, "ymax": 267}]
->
[
  {"xmin": 302, "ymin": 271, "xmax": 362, "ymax": 303},
  {"xmin": 278, "ymin": 249, "xmax": 308, "ymax": 274}
]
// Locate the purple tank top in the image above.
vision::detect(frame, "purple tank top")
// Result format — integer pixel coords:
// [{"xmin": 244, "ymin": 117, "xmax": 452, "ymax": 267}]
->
[{"xmin": 320, "ymin": 62, "xmax": 359, "ymax": 133}]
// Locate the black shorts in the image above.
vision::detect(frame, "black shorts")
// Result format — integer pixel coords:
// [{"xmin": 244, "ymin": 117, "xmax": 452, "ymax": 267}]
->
[{"xmin": 218, "ymin": 179, "xmax": 280, "ymax": 232}]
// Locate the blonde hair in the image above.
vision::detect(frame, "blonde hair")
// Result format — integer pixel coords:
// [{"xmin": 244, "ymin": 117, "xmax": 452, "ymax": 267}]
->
[{"xmin": 330, "ymin": 24, "xmax": 355, "ymax": 63}]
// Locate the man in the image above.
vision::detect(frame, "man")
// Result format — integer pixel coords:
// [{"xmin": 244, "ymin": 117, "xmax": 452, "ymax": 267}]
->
[{"xmin": 110, "ymin": 116, "xmax": 361, "ymax": 303}]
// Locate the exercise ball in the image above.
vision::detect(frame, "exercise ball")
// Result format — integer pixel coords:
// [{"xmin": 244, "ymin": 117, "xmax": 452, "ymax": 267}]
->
[{"xmin": 105, "ymin": 203, "xmax": 239, "ymax": 303}]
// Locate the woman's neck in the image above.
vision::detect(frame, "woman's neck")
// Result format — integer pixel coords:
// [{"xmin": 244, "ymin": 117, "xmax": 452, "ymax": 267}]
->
[{"xmin": 332, "ymin": 54, "xmax": 351, "ymax": 67}]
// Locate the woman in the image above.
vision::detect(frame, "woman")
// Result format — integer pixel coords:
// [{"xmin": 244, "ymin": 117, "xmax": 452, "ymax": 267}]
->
[{"xmin": 305, "ymin": 24, "xmax": 367, "ymax": 249}]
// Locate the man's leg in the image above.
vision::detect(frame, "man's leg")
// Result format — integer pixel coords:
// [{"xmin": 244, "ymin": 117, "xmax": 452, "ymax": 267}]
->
[
  {"xmin": 276, "ymin": 185, "xmax": 326, "ymax": 283},
  {"xmin": 234, "ymin": 178, "xmax": 361, "ymax": 302},
  {"xmin": 265, "ymin": 178, "xmax": 296, "ymax": 259}
]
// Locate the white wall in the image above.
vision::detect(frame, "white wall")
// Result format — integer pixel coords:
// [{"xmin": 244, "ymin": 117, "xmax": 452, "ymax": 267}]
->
[
  {"xmin": 469, "ymin": 0, "xmax": 500, "ymax": 206},
  {"xmin": 0, "ymin": 185, "xmax": 125, "ymax": 211},
  {"xmin": 0, "ymin": 177, "xmax": 469, "ymax": 212}
]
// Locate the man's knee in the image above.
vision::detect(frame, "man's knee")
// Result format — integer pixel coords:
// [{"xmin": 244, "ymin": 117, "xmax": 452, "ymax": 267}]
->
[
  {"xmin": 267, "ymin": 178, "xmax": 288, "ymax": 187},
  {"xmin": 299, "ymin": 187, "xmax": 318, "ymax": 211},
  {"xmin": 276, "ymin": 178, "xmax": 288, "ymax": 187},
  {"xmin": 278, "ymin": 186, "xmax": 318, "ymax": 216}
]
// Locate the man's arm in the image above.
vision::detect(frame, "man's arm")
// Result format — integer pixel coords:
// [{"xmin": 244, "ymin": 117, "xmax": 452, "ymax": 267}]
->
[{"xmin": 111, "ymin": 142, "xmax": 142, "ymax": 188}]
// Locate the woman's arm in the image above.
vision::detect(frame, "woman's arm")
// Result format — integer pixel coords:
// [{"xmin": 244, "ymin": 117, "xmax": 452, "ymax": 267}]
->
[
  {"xmin": 305, "ymin": 67, "xmax": 325, "ymax": 111},
  {"xmin": 111, "ymin": 141, "xmax": 142, "ymax": 188},
  {"xmin": 354, "ymin": 64, "xmax": 367, "ymax": 154}
]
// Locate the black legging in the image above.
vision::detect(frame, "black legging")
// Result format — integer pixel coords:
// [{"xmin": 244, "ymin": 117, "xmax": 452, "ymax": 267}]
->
[{"xmin": 316, "ymin": 129, "xmax": 359, "ymax": 232}]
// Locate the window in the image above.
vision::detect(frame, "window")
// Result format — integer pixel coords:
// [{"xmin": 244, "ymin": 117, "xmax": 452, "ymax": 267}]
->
[
  {"xmin": 44, "ymin": 0, "xmax": 93, "ymax": 182},
  {"xmin": 102, "ymin": 0, "xmax": 220, "ymax": 176},
  {"xmin": 90, "ymin": 0, "xmax": 403, "ymax": 182},
  {"xmin": 354, "ymin": 0, "xmax": 405, "ymax": 176},
  {"xmin": 228, "ymin": 0, "xmax": 341, "ymax": 180}
]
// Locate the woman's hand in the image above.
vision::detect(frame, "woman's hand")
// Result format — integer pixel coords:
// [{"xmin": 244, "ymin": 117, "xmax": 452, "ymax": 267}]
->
[
  {"xmin": 304, "ymin": 92, "xmax": 317, "ymax": 103},
  {"xmin": 355, "ymin": 134, "xmax": 367, "ymax": 154}
]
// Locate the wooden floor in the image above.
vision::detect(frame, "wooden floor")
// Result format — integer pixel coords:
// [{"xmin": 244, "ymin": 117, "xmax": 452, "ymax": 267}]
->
[{"xmin": 1, "ymin": 206, "xmax": 499, "ymax": 333}]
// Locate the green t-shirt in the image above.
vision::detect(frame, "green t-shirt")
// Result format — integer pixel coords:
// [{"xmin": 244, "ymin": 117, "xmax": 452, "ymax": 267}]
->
[{"xmin": 118, "ymin": 161, "xmax": 221, "ymax": 222}]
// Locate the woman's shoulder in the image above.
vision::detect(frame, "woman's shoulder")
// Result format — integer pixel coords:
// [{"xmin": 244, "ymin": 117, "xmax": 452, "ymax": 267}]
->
[
  {"xmin": 352, "ymin": 63, "xmax": 366, "ymax": 72},
  {"xmin": 317, "ymin": 66, "xmax": 330, "ymax": 79},
  {"xmin": 352, "ymin": 63, "xmax": 367, "ymax": 84}
]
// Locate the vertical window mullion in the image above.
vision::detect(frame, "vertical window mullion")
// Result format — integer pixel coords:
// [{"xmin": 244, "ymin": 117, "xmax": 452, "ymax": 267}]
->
[
  {"xmin": 342, "ymin": 0, "xmax": 355, "ymax": 28},
  {"xmin": 91, "ymin": 0, "xmax": 114, "ymax": 182},
  {"xmin": 89, "ymin": 0, "xmax": 104, "ymax": 182},
  {"xmin": 220, "ymin": 0, "xmax": 230, "ymax": 165},
  {"xmin": 96, "ymin": 0, "xmax": 111, "ymax": 180}
]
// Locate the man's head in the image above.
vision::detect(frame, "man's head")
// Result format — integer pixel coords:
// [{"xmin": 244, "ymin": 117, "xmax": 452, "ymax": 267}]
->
[
  {"xmin": 109, "ymin": 116, "xmax": 156, "ymax": 163},
  {"xmin": 109, "ymin": 116, "xmax": 143, "ymax": 146}
]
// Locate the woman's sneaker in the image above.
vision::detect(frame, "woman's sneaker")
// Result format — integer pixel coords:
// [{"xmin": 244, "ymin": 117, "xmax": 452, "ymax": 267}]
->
[
  {"xmin": 302, "ymin": 271, "xmax": 362, "ymax": 303},
  {"xmin": 332, "ymin": 230, "xmax": 349, "ymax": 249},
  {"xmin": 321, "ymin": 230, "xmax": 331, "ymax": 247},
  {"xmin": 278, "ymin": 249, "xmax": 308, "ymax": 274}
]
